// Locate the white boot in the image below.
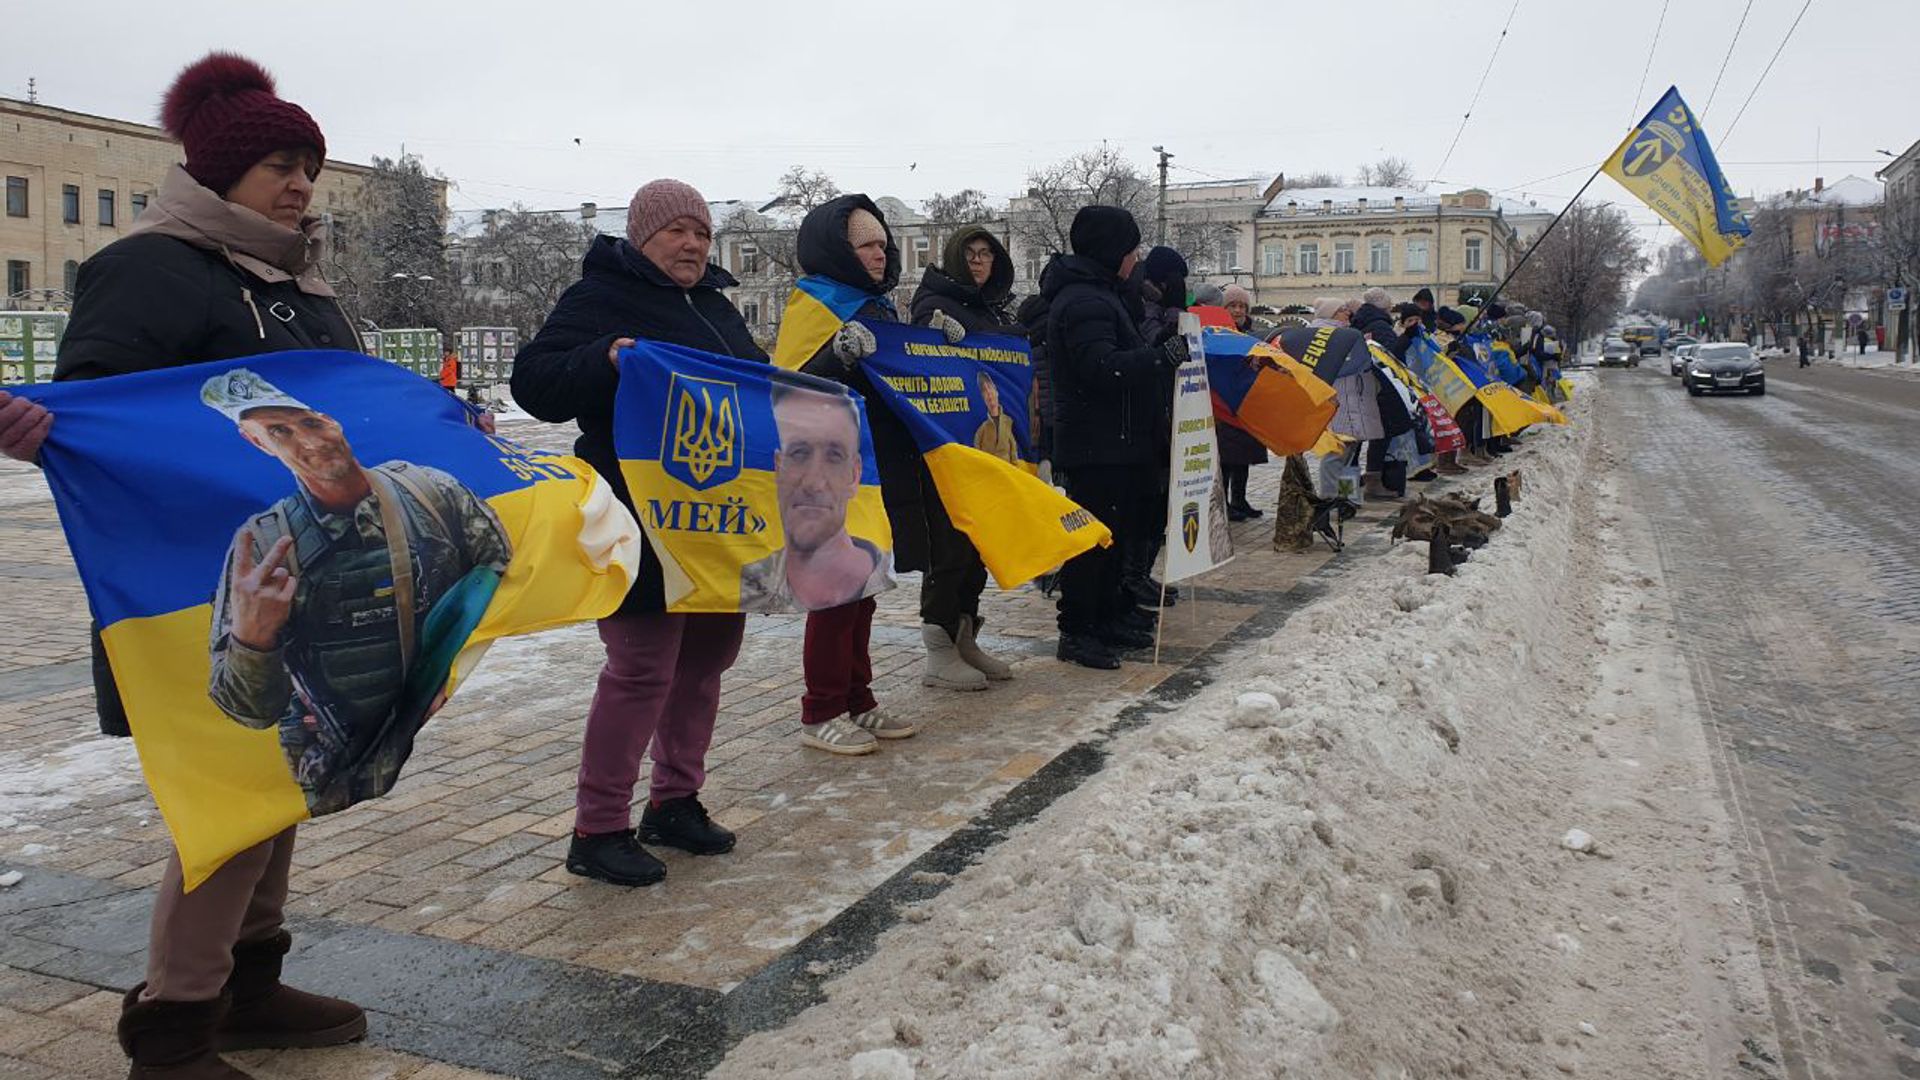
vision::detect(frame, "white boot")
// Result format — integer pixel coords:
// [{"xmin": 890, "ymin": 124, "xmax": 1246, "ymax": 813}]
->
[
  {"xmin": 922, "ymin": 624, "xmax": 988, "ymax": 691},
  {"xmin": 955, "ymin": 614, "xmax": 1013, "ymax": 681}
]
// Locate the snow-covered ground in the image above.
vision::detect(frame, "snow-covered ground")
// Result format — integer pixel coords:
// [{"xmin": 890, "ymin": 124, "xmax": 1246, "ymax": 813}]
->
[{"xmin": 714, "ymin": 375, "xmax": 1766, "ymax": 1079}]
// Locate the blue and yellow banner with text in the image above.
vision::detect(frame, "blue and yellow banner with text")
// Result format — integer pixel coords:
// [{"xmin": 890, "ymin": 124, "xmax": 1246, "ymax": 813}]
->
[{"xmin": 1604, "ymin": 85, "xmax": 1752, "ymax": 267}]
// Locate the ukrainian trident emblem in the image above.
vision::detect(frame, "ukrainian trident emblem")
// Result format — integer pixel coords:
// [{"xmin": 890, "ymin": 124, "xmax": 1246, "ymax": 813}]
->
[{"xmin": 662, "ymin": 374, "xmax": 742, "ymax": 491}]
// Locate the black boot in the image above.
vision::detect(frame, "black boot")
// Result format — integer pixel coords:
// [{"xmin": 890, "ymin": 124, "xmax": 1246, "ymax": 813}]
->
[
  {"xmin": 1057, "ymin": 632, "xmax": 1121, "ymax": 670},
  {"xmin": 119, "ymin": 988, "xmax": 253, "ymax": 1079},
  {"xmin": 1494, "ymin": 477, "xmax": 1513, "ymax": 518},
  {"xmin": 640, "ymin": 795, "xmax": 735, "ymax": 856},
  {"xmin": 1098, "ymin": 621, "xmax": 1155, "ymax": 651},
  {"xmin": 1428, "ymin": 523, "xmax": 1458, "ymax": 576},
  {"xmin": 566, "ymin": 829, "xmax": 666, "ymax": 886}
]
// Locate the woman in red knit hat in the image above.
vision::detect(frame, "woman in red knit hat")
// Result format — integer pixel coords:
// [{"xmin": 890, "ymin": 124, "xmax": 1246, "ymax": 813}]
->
[{"xmin": 0, "ymin": 53, "xmax": 369, "ymax": 1079}]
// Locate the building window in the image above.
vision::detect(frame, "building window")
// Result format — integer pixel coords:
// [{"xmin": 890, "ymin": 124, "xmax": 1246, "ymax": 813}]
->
[
  {"xmin": 1332, "ymin": 242, "xmax": 1356, "ymax": 275},
  {"xmin": 131, "ymin": 192, "xmax": 148, "ymax": 217},
  {"xmin": 63, "ymin": 185, "xmax": 80, "ymax": 224},
  {"xmin": 63, "ymin": 260, "xmax": 79, "ymax": 296},
  {"xmin": 1217, "ymin": 238, "xmax": 1237, "ymax": 273},
  {"xmin": 1406, "ymin": 239, "xmax": 1429, "ymax": 273},
  {"xmin": 912, "ymin": 236, "xmax": 930, "ymax": 272},
  {"xmin": 739, "ymin": 243, "xmax": 760, "ymax": 275},
  {"xmin": 1464, "ymin": 237, "xmax": 1484, "ymax": 273},
  {"xmin": 98, "ymin": 189, "xmax": 116, "ymax": 227},
  {"xmin": 5, "ymin": 177, "xmax": 27, "ymax": 218},
  {"xmin": 742, "ymin": 299, "xmax": 761, "ymax": 325},
  {"xmin": 1260, "ymin": 242, "xmax": 1284, "ymax": 276},
  {"xmin": 1368, "ymin": 239, "xmax": 1391, "ymax": 274},
  {"xmin": 1296, "ymin": 242, "xmax": 1319, "ymax": 275},
  {"xmin": 6, "ymin": 260, "xmax": 28, "ymax": 297}
]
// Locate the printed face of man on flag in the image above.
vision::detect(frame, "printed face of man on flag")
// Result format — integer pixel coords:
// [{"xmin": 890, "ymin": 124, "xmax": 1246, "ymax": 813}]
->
[{"xmin": 743, "ymin": 382, "xmax": 889, "ymax": 611}]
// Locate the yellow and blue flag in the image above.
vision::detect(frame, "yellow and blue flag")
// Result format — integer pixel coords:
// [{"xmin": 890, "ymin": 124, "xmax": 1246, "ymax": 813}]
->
[
  {"xmin": 615, "ymin": 340, "xmax": 895, "ymax": 612},
  {"xmin": 1605, "ymin": 86, "xmax": 1752, "ymax": 267},
  {"xmin": 1199, "ymin": 328, "xmax": 1338, "ymax": 456},
  {"xmin": 772, "ymin": 275, "xmax": 890, "ymax": 371},
  {"xmin": 860, "ymin": 323, "xmax": 1111, "ymax": 587},
  {"xmin": 10, "ymin": 351, "xmax": 640, "ymax": 888}
]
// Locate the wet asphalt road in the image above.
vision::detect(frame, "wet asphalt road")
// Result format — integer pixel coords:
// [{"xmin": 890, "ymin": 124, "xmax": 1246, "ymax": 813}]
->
[{"xmin": 1602, "ymin": 359, "xmax": 1920, "ymax": 1079}]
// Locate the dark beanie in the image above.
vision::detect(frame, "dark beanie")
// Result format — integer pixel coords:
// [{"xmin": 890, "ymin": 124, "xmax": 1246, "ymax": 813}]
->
[
  {"xmin": 1485, "ymin": 303, "xmax": 1508, "ymax": 321},
  {"xmin": 160, "ymin": 53, "xmax": 326, "ymax": 196},
  {"xmin": 1413, "ymin": 287, "xmax": 1435, "ymax": 305},
  {"xmin": 1069, "ymin": 205, "xmax": 1141, "ymax": 272},
  {"xmin": 1141, "ymin": 245, "xmax": 1188, "ymax": 286},
  {"xmin": 1436, "ymin": 306, "xmax": 1466, "ymax": 328}
]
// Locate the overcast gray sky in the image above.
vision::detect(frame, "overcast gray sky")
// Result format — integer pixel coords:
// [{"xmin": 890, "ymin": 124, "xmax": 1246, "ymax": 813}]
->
[{"xmin": 10, "ymin": 0, "xmax": 1907, "ymax": 244}]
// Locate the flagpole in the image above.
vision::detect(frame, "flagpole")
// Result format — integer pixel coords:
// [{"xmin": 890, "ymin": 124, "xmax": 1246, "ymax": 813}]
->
[{"xmin": 1459, "ymin": 163, "xmax": 1610, "ymax": 336}]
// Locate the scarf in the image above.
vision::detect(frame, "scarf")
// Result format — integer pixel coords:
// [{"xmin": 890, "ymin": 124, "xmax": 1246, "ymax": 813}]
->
[{"xmin": 130, "ymin": 164, "xmax": 336, "ymax": 297}]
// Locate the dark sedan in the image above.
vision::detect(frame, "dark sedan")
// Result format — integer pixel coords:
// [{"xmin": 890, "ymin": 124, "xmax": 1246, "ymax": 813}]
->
[{"xmin": 1686, "ymin": 343, "xmax": 1765, "ymax": 396}]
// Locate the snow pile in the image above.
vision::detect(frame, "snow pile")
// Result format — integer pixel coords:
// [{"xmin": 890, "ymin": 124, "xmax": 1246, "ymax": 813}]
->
[
  {"xmin": 0, "ymin": 736, "xmax": 142, "ymax": 826},
  {"xmin": 717, "ymin": 389, "xmax": 1635, "ymax": 1079}
]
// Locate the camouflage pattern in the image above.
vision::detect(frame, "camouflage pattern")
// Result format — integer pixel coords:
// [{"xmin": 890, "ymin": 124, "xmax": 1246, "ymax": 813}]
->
[
  {"xmin": 1271, "ymin": 455, "xmax": 1317, "ymax": 553},
  {"xmin": 209, "ymin": 461, "xmax": 511, "ymax": 814}
]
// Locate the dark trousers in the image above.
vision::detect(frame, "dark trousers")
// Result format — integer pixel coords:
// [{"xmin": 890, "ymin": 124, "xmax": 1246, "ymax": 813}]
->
[
  {"xmin": 919, "ymin": 496, "xmax": 987, "ymax": 639},
  {"xmin": 802, "ymin": 597, "xmax": 877, "ymax": 725},
  {"xmin": 1222, "ymin": 464, "xmax": 1250, "ymax": 506},
  {"xmin": 1057, "ymin": 465, "xmax": 1139, "ymax": 633},
  {"xmin": 1456, "ymin": 400, "xmax": 1486, "ymax": 450},
  {"xmin": 90, "ymin": 622, "xmax": 131, "ymax": 737},
  {"xmin": 1364, "ymin": 438, "xmax": 1388, "ymax": 472}
]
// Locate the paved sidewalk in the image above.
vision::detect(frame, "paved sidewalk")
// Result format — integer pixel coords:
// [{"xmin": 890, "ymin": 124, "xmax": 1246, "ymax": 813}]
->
[{"xmin": 0, "ymin": 418, "xmax": 1442, "ymax": 1079}]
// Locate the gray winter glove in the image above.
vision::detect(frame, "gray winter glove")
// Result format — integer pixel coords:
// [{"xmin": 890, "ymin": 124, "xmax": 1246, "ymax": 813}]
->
[
  {"xmin": 831, "ymin": 321, "xmax": 878, "ymax": 367},
  {"xmin": 927, "ymin": 309, "xmax": 967, "ymax": 345}
]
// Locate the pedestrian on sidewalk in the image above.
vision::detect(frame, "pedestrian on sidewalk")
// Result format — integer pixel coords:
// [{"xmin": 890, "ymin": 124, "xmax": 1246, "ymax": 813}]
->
[
  {"xmin": 1045, "ymin": 206, "xmax": 1185, "ymax": 669},
  {"xmin": 513, "ymin": 178, "xmax": 762, "ymax": 888},
  {"xmin": 1123, "ymin": 244, "xmax": 1188, "ymax": 610},
  {"xmin": 908, "ymin": 225, "xmax": 1021, "ymax": 690},
  {"xmin": 1858, "ymin": 327, "xmax": 1870, "ymax": 354},
  {"xmin": 1217, "ymin": 283, "xmax": 1269, "ymax": 521},
  {"xmin": 0, "ymin": 53, "xmax": 369, "ymax": 1080},
  {"xmin": 437, "ymin": 347, "xmax": 460, "ymax": 393},
  {"xmin": 784, "ymin": 195, "xmax": 922, "ymax": 755}
]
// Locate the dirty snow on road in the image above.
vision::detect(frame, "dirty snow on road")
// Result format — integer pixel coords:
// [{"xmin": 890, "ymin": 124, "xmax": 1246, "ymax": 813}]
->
[{"xmin": 714, "ymin": 379, "xmax": 1769, "ymax": 1079}]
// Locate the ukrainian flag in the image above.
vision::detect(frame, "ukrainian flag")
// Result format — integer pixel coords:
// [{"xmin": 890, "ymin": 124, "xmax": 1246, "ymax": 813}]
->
[
  {"xmin": 860, "ymin": 323, "xmax": 1111, "ymax": 587},
  {"xmin": 10, "ymin": 352, "xmax": 638, "ymax": 888},
  {"xmin": 1605, "ymin": 86, "xmax": 1752, "ymax": 266},
  {"xmin": 773, "ymin": 275, "xmax": 887, "ymax": 371},
  {"xmin": 1199, "ymin": 328, "xmax": 1338, "ymax": 456}
]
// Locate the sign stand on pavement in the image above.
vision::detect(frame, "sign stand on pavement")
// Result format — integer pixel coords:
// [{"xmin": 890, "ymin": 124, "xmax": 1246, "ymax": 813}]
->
[{"xmin": 1154, "ymin": 312, "xmax": 1233, "ymax": 666}]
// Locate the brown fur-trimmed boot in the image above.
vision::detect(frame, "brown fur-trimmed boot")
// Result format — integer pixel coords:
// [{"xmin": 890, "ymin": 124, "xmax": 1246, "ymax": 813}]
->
[
  {"xmin": 217, "ymin": 931, "xmax": 366, "ymax": 1051},
  {"xmin": 117, "ymin": 987, "xmax": 253, "ymax": 1079}
]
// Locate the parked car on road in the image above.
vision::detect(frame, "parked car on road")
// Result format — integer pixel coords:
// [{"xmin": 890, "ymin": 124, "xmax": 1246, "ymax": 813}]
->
[
  {"xmin": 1670, "ymin": 343, "xmax": 1699, "ymax": 376},
  {"xmin": 1685, "ymin": 343, "xmax": 1765, "ymax": 396}
]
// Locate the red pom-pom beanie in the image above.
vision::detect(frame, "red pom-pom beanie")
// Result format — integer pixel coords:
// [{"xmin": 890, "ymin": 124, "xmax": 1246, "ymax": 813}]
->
[{"xmin": 160, "ymin": 52, "xmax": 326, "ymax": 196}]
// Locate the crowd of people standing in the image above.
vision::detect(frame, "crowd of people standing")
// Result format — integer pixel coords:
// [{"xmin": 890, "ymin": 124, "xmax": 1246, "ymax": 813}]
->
[{"xmin": 0, "ymin": 52, "xmax": 1566, "ymax": 1080}]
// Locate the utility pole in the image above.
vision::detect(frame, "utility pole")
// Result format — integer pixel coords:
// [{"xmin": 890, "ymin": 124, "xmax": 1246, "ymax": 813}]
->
[{"xmin": 1153, "ymin": 146, "xmax": 1173, "ymax": 245}]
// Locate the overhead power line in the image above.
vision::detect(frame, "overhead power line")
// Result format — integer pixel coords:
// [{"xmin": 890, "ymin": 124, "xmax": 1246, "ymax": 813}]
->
[
  {"xmin": 1629, "ymin": 0, "xmax": 1674, "ymax": 120},
  {"xmin": 1722, "ymin": 0, "xmax": 1817, "ymax": 144},
  {"xmin": 1429, "ymin": 0, "xmax": 1523, "ymax": 186},
  {"xmin": 1704, "ymin": 0, "xmax": 1757, "ymax": 114}
]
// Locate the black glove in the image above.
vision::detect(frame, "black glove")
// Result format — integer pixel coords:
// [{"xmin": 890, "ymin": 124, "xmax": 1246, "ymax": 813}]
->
[{"xmin": 1162, "ymin": 335, "xmax": 1189, "ymax": 367}]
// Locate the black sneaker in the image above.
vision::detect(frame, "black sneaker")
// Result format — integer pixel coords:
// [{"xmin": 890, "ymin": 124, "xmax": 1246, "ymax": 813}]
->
[
  {"xmin": 1227, "ymin": 504, "xmax": 1252, "ymax": 522},
  {"xmin": 1411, "ymin": 469, "xmax": 1439, "ymax": 483},
  {"xmin": 1057, "ymin": 633, "xmax": 1122, "ymax": 669},
  {"xmin": 1098, "ymin": 623, "xmax": 1155, "ymax": 650},
  {"xmin": 640, "ymin": 795, "xmax": 736, "ymax": 856},
  {"xmin": 566, "ymin": 829, "xmax": 665, "ymax": 887}
]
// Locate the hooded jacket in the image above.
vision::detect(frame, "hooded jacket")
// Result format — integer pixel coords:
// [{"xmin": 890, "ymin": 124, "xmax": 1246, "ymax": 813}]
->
[
  {"xmin": 1043, "ymin": 254, "xmax": 1173, "ymax": 470},
  {"xmin": 511, "ymin": 234, "xmax": 765, "ymax": 614},
  {"xmin": 909, "ymin": 226, "xmax": 1016, "ymax": 333},
  {"xmin": 789, "ymin": 195, "xmax": 939, "ymax": 572},
  {"xmin": 1349, "ymin": 302, "xmax": 1398, "ymax": 347},
  {"xmin": 55, "ymin": 165, "xmax": 359, "ymax": 382}
]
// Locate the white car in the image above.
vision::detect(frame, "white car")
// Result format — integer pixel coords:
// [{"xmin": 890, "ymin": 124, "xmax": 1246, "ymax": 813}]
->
[{"xmin": 1670, "ymin": 343, "xmax": 1699, "ymax": 376}]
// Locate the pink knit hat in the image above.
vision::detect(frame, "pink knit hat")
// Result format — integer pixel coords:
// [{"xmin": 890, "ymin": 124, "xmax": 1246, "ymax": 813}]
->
[
  {"xmin": 626, "ymin": 179, "xmax": 711, "ymax": 247},
  {"xmin": 1223, "ymin": 284, "xmax": 1252, "ymax": 307}
]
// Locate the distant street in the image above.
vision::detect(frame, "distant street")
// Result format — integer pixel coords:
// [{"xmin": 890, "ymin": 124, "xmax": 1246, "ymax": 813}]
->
[{"xmin": 1602, "ymin": 359, "xmax": 1920, "ymax": 1080}]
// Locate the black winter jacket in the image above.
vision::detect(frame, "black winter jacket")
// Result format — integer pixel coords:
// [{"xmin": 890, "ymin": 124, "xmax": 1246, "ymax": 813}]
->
[
  {"xmin": 909, "ymin": 226, "xmax": 1016, "ymax": 334},
  {"xmin": 55, "ymin": 233, "xmax": 359, "ymax": 381},
  {"xmin": 1349, "ymin": 303, "xmax": 1397, "ymax": 349},
  {"xmin": 1043, "ymin": 254, "xmax": 1174, "ymax": 470},
  {"xmin": 511, "ymin": 236, "xmax": 766, "ymax": 614}
]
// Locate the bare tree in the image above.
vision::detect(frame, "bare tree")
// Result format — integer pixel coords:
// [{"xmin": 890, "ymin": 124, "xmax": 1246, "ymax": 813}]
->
[
  {"xmin": 1171, "ymin": 217, "xmax": 1244, "ymax": 273},
  {"xmin": 1354, "ymin": 156, "xmax": 1416, "ymax": 187},
  {"xmin": 1508, "ymin": 201, "xmax": 1645, "ymax": 349},
  {"xmin": 451, "ymin": 207, "xmax": 598, "ymax": 339},
  {"xmin": 1011, "ymin": 144, "xmax": 1156, "ymax": 255},
  {"xmin": 327, "ymin": 153, "xmax": 453, "ymax": 332},
  {"xmin": 768, "ymin": 165, "xmax": 840, "ymax": 214},
  {"xmin": 924, "ymin": 188, "xmax": 994, "ymax": 225},
  {"xmin": 1282, "ymin": 171, "xmax": 1345, "ymax": 190}
]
